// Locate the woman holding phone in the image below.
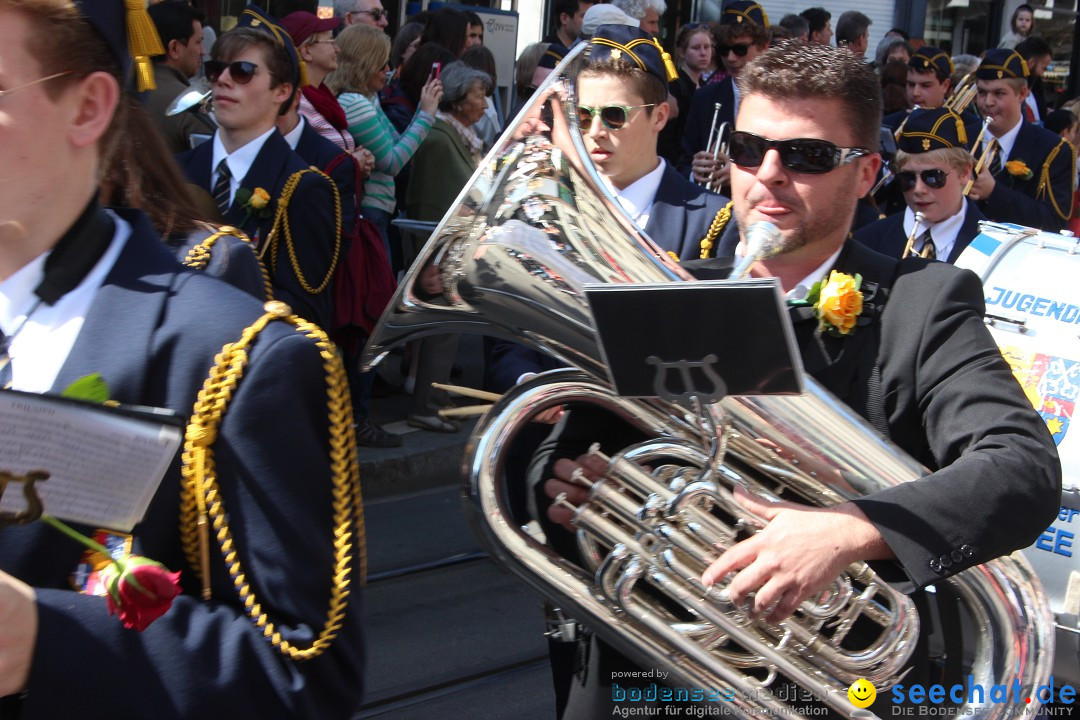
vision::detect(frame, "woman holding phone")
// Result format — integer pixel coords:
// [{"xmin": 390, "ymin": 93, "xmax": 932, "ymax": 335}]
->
[{"xmin": 328, "ymin": 24, "xmax": 443, "ymax": 253}]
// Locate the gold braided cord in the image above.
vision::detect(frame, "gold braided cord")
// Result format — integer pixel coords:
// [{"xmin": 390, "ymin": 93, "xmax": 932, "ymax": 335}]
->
[
  {"xmin": 183, "ymin": 225, "xmax": 275, "ymax": 301},
  {"xmin": 699, "ymin": 201, "xmax": 733, "ymax": 259},
  {"xmin": 267, "ymin": 168, "xmax": 342, "ymax": 295},
  {"xmin": 179, "ymin": 304, "xmax": 365, "ymax": 661},
  {"xmin": 1036, "ymin": 140, "xmax": 1076, "ymax": 222}
]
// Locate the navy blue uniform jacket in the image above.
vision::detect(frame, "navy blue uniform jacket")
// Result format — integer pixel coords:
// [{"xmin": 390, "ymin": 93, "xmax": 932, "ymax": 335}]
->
[
  {"xmin": 853, "ymin": 201, "xmax": 987, "ymax": 264},
  {"xmin": 644, "ymin": 162, "xmax": 730, "ymax": 261},
  {"xmin": 979, "ymin": 120, "xmax": 1075, "ymax": 231},
  {"xmin": 0, "ymin": 209, "xmax": 365, "ymax": 718},
  {"xmin": 178, "ymin": 130, "xmax": 338, "ymax": 329}
]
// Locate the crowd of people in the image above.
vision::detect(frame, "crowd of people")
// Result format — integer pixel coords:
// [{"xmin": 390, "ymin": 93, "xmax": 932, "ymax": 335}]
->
[{"xmin": 0, "ymin": 0, "xmax": 1069, "ymax": 718}]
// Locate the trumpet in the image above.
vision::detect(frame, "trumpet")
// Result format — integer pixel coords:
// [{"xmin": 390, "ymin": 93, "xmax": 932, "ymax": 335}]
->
[
  {"xmin": 945, "ymin": 73, "xmax": 978, "ymax": 116},
  {"xmin": 901, "ymin": 211, "xmax": 928, "ymax": 258},
  {"xmin": 963, "ymin": 117, "xmax": 998, "ymax": 196},
  {"xmin": 700, "ymin": 103, "xmax": 730, "ymax": 191}
]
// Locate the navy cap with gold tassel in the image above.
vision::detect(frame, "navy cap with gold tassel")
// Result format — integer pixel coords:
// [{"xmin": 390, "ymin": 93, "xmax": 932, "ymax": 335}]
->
[
  {"xmin": 976, "ymin": 49, "xmax": 1030, "ymax": 81},
  {"xmin": 75, "ymin": 0, "xmax": 165, "ymax": 91},
  {"xmin": 588, "ymin": 25, "xmax": 677, "ymax": 85},
  {"xmin": 897, "ymin": 108, "xmax": 972, "ymax": 154}
]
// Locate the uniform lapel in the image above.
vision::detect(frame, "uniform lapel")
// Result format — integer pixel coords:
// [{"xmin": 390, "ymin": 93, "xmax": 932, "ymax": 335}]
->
[
  {"xmin": 51, "ymin": 210, "xmax": 179, "ymax": 404},
  {"xmin": 1001, "ymin": 122, "xmax": 1036, "ymax": 193},
  {"xmin": 644, "ymin": 165, "xmax": 695, "ymax": 257},
  {"xmin": 226, "ymin": 131, "xmax": 293, "ymax": 237}
]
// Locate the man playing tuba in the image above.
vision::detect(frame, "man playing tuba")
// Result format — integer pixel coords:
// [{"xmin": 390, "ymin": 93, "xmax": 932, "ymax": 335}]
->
[{"xmin": 536, "ymin": 40, "xmax": 1060, "ymax": 718}]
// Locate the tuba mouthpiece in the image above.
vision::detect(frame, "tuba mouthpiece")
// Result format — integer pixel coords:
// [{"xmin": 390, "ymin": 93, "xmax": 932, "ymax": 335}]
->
[{"xmin": 729, "ymin": 221, "xmax": 784, "ymax": 280}]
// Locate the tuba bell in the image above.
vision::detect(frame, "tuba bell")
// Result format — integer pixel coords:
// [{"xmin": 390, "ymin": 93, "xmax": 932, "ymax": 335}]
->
[{"xmin": 361, "ymin": 44, "xmax": 1054, "ymax": 719}]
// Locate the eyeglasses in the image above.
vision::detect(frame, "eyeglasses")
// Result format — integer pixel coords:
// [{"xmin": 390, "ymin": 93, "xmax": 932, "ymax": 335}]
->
[
  {"xmin": 577, "ymin": 103, "xmax": 656, "ymax": 131},
  {"xmin": 351, "ymin": 7, "xmax": 387, "ymax": 20},
  {"xmin": 897, "ymin": 168, "xmax": 949, "ymax": 191},
  {"xmin": 307, "ymin": 39, "xmax": 337, "ymax": 45},
  {"xmin": 717, "ymin": 43, "xmax": 751, "ymax": 57},
  {"xmin": 204, "ymin": 60, "xmax": 259, "ymax": 85},
  {"xmin": 0, "ymin": 71, "xmax": 73, "ymax": 101},
  {"xmin": 728, "ymin": 130, "xmax": 871, "ymax": 174}
]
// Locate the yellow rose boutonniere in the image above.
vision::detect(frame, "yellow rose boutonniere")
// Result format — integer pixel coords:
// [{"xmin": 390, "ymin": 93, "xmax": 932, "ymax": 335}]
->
[
  {"xmin": 1005, "ymin": 160, "xmax": 1034, "ymax": 181},
  {"xmin": 234, "ymin": 187, "xmax": 273, "ymax": 223},
  {"xmin": 799, "ymin": 270, "xmax": 864, "ymax": 337}
]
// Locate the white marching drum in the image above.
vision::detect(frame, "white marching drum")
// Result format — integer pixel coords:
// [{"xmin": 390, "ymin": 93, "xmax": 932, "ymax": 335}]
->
[{"xmin": 956, "ymin": 221, "xmax": 1080, "ymax": 688}]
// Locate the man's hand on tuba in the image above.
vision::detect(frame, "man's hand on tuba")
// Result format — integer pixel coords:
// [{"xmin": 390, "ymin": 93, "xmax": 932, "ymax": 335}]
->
[{"xmin": 701, "ymin": 486, "xmax": 892, "ymax": 623}]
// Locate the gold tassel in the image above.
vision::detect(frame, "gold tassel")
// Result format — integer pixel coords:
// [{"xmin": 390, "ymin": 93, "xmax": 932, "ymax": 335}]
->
[
  {"xmin": 654, "ymin": 38, "xmax": 678, "ymax": 81},
  {"xmin": 125, "ymin": 0, "xmax": 165, "ymax": 91}
]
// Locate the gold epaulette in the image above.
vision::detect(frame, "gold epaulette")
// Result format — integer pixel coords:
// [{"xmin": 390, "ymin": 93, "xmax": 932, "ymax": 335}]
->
[
  {"xmin": 179, "ymin": 301, "xmax": 364, "ymax": 661},
  {"xmin": 183, "ymin": 224, "xmax": 274, "ymax": 301},
  {"xmin": 699, "ymin": 201, "xmax": 734, "ymax": 259},
  {"xmin": 264, "ymin": 168, "xmax": 342, "ymax": 295},
  {"xmin": 1036, "ymin": 139, "xmax": 1076, "ymax": 222}
]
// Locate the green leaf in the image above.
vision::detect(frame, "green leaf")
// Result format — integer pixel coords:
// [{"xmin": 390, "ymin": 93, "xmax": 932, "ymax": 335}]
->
[{"xmin": 61, "ymin": 373, "xmax": 110, "ymax": 404}]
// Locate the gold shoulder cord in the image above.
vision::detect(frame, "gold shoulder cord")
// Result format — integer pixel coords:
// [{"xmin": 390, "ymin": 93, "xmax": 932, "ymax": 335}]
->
[
  {"xmin": 183, "ymin": 224, "xmax": 274, "ymax": 301},
  {"xmin": 179, "ymin": 301, "xmax": 365, "ymax": 661},
  {"xmin": 264, "ymin": 168, "xmax": 343, "ymax": 295},
  {"xmin": 1036, "ymin": 140, "xmax": 1076, "ymax": 222},
  {"xmin": 699, "ymin": 201, "xmax": 734, "ymax": 259}
]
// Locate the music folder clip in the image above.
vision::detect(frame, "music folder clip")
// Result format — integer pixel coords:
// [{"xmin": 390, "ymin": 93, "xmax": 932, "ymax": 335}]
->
[{"xmin": 583, "ymin": 280, "xmax": 805, "ymax": 403}]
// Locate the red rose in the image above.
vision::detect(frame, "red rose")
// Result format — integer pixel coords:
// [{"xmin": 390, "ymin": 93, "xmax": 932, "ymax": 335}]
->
[{"xmin": 101, "ymin": 557, "xmax": 181, "ymax": 631}]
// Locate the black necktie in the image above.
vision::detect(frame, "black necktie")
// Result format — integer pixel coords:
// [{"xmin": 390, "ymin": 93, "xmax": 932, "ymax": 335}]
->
[
  {"xmin": 0, "ymin": 328, "xmax": 11, "ymax": 389},
  {"xmin": 917, "ymin": 228, "xmax": 936, "ymax": 260},
  {"xmin": 987, "ymin": 139, "xmax": 1003, "ymax": 177},
  {"xmin": 212, "ymin": 159, "xmax": 232, "ymax": 215}
]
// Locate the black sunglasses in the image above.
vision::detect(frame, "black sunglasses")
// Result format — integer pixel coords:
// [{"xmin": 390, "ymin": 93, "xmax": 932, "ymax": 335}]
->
[
  {"xmin": 717, "ymin": 43, "xmax": 751, "ymax": 57},
  {"xmin": 204, "ymin": 60, "xmax": 259, "ymax": 85},
  {"xmin": 897, "ymin": 168, "xmax": 949, "ymax": 191},
  {"xmin": 577, "ymin": 103, "xmax": 655, "ymax": 131},
  {"xmin": 728, "ymin": 131, "xmax": 871, "ymax": 174}
]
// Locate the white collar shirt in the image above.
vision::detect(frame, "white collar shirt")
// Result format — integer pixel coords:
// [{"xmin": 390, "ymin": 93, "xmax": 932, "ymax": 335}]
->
[
  {"xmin": 606, "ymin": 158, "xmax": 666, "ymax": 229},
  {"xmin": 733, "ymin": 243, "xmax": 843, "ymax": 301},
  {"xmin": 903, "ymin": 200, "xmax": 968, "ymax": 262},
  {"xmin": 0, "ymin": 211, "xmax": 129, "ymax": 392},
  {"xmin": 986, "ymin": 116, "xmax": 1024, "ymax": 163},
  {"xmin": 210, "ymin": 126, "xmax": 278, "ymax": 207},
  {"xmin": 282, "ymin": 115, "xmax": 306, "ymax": 150}
]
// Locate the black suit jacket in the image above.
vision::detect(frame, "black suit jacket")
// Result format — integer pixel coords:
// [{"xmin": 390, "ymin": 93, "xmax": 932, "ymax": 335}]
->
[
  {"xmin": 853, "ymin": 201, "xmax": 986, "ymax": 264},
  {"xmin": 294, "ymin": 118, "xmax": 358, "ymax": 247},
  {"xmin": 981, "ymin": 120, "xmax": 1075, "ymax": 231},
  {"xmin": 531, "ymin": 239, "xmax": 1060, "ymax": 590},
  {"xmin": 643, "ymin": 163, "xmax": 730, "ymax": 260},
  {"xmin": 677, "ymin": 77, "xmax": 736, "ymax": 177},
  {"xmin": 177, "ymin": 130, "xmax": 337, "ymax": 329},
  {"xmin": 1, "ymin": 209, "xmax": 364, "ymax": 718}
]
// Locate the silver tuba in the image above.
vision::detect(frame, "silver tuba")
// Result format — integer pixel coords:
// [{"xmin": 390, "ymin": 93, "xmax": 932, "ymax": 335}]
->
[{"xmin": 362, "ymin": 45, "xmax": 1053, "ymax": 719}]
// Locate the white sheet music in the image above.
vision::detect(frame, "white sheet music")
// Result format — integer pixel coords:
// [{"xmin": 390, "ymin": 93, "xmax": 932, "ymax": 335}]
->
[{"xmin": 0, "ymin": 391, "xmax": 181, "ymax": 532}]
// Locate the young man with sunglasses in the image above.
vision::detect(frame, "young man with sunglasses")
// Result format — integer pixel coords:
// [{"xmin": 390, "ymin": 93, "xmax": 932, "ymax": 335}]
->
[
  {"xmin": 178, "ymin": 8, "xmax": 340, "ymax": 330},
  {"xmin": 535, "ymin": 41, "xmax": 1058, "ymax": 716},
  {"xmin": 856, "ymin": 108, "xmax": 985, "ymax": 263},
  {"xmin": 0, "ymin": 1, "xmax": 364, "ymax": 716},
  {"xmin": 576, "ymin": 25, "xmax": 730, "ymax": 259},
  {"xmin": 677, "ymin": 1, "xmax": 769, "ymax": 189},
  {"xmin": 966, "ymin": 49, "xmax": 1074, "ymax": 232}
]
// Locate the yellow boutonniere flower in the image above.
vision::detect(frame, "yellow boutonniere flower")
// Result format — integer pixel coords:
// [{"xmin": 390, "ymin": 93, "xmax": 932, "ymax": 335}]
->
[
  {"xmin": 815, "ymin": 271, "xmax": 864, "ymax": 336},
  {"xmin": 249, "ymin": 187, "xmax": 270, "ymax": 210},
  {"xmin": 1005, "ymin": 160, "xmax": 1034, "ymax": 181}
]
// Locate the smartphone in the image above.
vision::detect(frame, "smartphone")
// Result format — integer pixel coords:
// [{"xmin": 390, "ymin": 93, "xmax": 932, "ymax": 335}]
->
[{"xmin": 430, "ymin": 62, "xmax": 442, "ymax": 81}]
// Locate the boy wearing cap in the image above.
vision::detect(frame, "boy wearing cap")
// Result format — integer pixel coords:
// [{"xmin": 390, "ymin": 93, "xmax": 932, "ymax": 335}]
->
[
  {"xmin": 178, "ymin": 9, "xmax": 340, "ymax": 330},
  {"xmin": 967, "ymin": 48, "xmax": 1075, "ymax": 231},
  {"xmin": 856, "ymin": 108, "xmax": 986, "ymax": 263},
  {"xmin": 0, "ymin": 0, "xmax": 364, "ymax": 716},
  {"xmin": 678, "ymin": 1, "xmax": 770, "ymax": 188},
  {"xmin": 578, "ymin": 25, "xmax": 730, "ymax": 258}
]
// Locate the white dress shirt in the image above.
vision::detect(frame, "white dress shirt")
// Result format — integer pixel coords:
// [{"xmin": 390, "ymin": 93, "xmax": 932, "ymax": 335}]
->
[
  {"xmin": 903, "ymin": 200, "xmax": 968, "ymax": 262},
  {"xmin": 282, "ymin": 114, "xmax": 306, "ymax": 150},
  {"xmin": 605, "ymin": 158, "xmax": 667, "ymax": 229},
  {"xmin": 986, "ymin": 116, "xmax": 1024, "ymax": 164},
  {"xmin": 210, "ymin": 127, "xmax": 278, "ymax": 207},
  {"xmin": 0, "ymin": 212, "xmax": 129, "ymax": 392},
  {"xmin": 733, "ymin": 242, "xmax": 843, "ymax": 301}
]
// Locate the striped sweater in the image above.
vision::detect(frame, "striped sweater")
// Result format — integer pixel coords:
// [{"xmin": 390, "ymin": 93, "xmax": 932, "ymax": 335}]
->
[{"xmin": 339, "ymin": 91, "xmax": 434, "ymax": 213}]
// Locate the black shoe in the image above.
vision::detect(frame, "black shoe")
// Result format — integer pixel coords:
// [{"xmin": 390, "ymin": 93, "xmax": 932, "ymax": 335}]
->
[{"xmin": 356, "ymin": 419, "xmax": 403, "ymax": 447}]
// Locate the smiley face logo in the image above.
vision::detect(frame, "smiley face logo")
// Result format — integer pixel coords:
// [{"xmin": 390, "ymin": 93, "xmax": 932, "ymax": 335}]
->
[{"xmin": 848, "ymin": 678, "xmax": 876, "ymax": 708}]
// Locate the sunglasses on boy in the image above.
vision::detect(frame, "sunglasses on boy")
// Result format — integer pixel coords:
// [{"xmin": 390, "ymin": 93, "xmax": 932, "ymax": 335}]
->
[
  {"xmin": 204, "ymin": 60, "xmax": 259, "ymax": 85},
  {"xmin": 717, "ymin": 43, "xmax": 751, "ymax": 57},
  {"xmin": 728, "ymin": 131, "xmax": 871, "ymax": 174},
  {"xmin": 896, "ymin": 168, "xmax": 949, "ymax": 191},
  {"xmin": 577, "ymin": 103, "xmax": 656, "ymax": 131}
]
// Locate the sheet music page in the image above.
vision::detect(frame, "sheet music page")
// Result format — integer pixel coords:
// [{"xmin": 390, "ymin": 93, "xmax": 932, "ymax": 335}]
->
[{"xmin": 0, "ymin": 392, "xmax": 182, "ymax": 531}]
